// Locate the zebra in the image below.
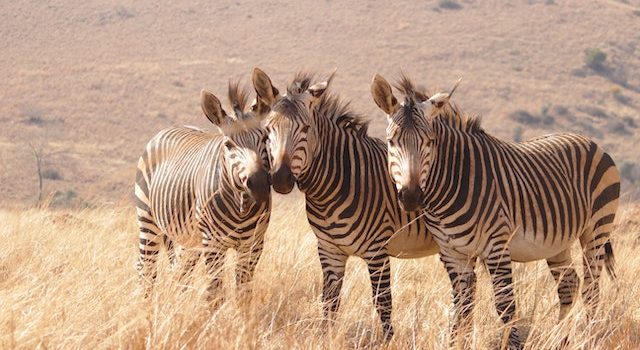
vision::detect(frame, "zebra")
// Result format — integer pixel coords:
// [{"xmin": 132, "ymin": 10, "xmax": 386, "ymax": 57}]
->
[
  {"xmin": 134, "ymin": 82, "xmax": 271, "ymax": 300},
  {"xmin": 371, "ymin": 74, "xmax": 620, "ymax": 349},
  {"xmin": 251, "ymin": 68, "xmax": 439, "ymax": 339}
]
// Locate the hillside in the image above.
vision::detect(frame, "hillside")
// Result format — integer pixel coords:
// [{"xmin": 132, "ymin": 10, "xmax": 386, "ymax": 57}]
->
[{"xmin": 1, "ymin": 0, "xmax": 639, "ymax": 207}]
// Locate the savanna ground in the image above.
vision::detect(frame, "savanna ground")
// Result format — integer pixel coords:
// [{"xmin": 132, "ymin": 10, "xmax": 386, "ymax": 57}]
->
[
  {"xmin": 1, "ymin": 195, "xmax": 639, "ymax": 349},
  {"xmin": 2, "ymin": 1, "xmax": 640, "ymax": 349}
]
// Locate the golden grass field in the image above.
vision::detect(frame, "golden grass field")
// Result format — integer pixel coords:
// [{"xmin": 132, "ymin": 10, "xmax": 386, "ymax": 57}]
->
[{"xmin": 1, "ymin": 196, "xmax": 638, "ymax": 349}]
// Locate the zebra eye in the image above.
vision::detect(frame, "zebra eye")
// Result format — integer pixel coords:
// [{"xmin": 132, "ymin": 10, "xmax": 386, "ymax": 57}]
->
[
  {"xmin": 300, "ymin": 124, "xmax": 310, "ymax": 133},
  {"xmin": 224, "ymin": 140, "xmax": 235, "ymax": 150},
  {"xmin": 388, "ymin": 139, "xmax": 396, "ymax": 147}
]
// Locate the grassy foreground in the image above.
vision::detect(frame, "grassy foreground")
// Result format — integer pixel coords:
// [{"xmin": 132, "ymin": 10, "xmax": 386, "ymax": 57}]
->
[{"xmin": 0, "ymin": 196, "xmax": 639, "ymax": 349}]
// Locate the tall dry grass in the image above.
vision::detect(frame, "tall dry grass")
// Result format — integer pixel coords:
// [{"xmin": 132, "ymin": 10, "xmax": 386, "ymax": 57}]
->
[{"xmin": 0, "ymin": 195, "xmax": 639, "ymax": 349}]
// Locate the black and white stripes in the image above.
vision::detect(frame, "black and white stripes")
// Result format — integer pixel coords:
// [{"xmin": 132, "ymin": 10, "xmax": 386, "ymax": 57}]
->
[
  {"xmin": 135, "ymin": 83, "xmax": 271, "ymax": 298},
  {"xmin": 372, "ymin": 74, "xmax": 620, "ymax": 349},
  {"xmin": 252, "ymin": 68, "xmax": 438, "ymax": 339}
]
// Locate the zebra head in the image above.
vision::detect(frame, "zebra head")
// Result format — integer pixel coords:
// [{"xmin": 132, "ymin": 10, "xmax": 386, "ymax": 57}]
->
[
  {"xmin": 371, "ymin": 74, "xmax": 434, "ymax": 212},
  {"xmin": 201, "ymin": 83, "xmax": 271, "ymax": 210},
  {"xmin": 251, "ymin": 68, "xmax": 333, "ymax": 194}
]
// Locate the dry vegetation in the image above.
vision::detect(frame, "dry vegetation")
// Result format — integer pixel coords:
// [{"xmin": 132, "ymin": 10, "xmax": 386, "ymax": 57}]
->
[
  {"xmin": 1, "ymin": 1, "xmax": 640, "ymax": 349},
  {"xmin": 1, "ymin": 197, "xmax": 639, "ymax": 349}
]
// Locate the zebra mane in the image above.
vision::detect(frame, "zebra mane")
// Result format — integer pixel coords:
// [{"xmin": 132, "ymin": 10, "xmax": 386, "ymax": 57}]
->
[
  {"xmin": 287, "ymin": 71, "xmax": 315, "ymax": 95},
  {"xmin": 218, "ymin": 81, "xmax": 262, "ymax": 137},
  {"xmin": 316, "ymin": 92, "xmax": 370, "ymax": 134},
  {"xmin": 432, "ymin": 101, "xmax": 484, "ymax": 134},
  {"xmin": 394, "ymin": 74, "xmax": 483, "ymax": 134},
  {"xmin": 283, "ymin": 71, "xmax": 369, "ymax": 135},
  {"xmin": 394, "ymin": 73, "xmax": 429, "ymax": 103},
  {"xmin": 227, "ymin": 80, "xmax": 251, "ymax": 119}
]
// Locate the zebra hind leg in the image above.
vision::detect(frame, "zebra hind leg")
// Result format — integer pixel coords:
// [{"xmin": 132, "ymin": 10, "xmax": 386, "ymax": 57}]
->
[
  {"xmin": 579, "ymin": 221, "xmax": 616, "ymax": 321},
  {"xmin": 364, "ymin": 251, "xmax": 394, "ymax": 341},
  {"xmin": 546, "ymin": 249, "xmax": 579, "ymax": 322},
  {"xmin": 546, "ymin": 249, "xmax": 578, "ymax": 349}
]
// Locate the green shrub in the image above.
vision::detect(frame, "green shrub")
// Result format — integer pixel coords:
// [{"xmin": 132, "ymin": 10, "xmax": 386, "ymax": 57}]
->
[
  {"xmin": 438, "ymin": 0, "xmax": 462, "ymax": 10},
  {"xmin": 509, "ymin": 110, "xmax": 539, "ymax": 125},
  {"xmin": 42, "ymin": 169, "xmax": 62, "ymax": 181},
  {"xmin": 513, "ymin": 126, "xmax": 524, "ymax": 143},
  {"xmin": 552, "ymin": 105, "xmax": 569, "ymax": 116},
  {"xmin": 584, "ymin": 48, "xmax": 607, "ymax": 71},
  {"xmin": 612, "ymin": 87, "xmax": 631, "ymax": 105},
  {"xmin": 620, "ymin": 162, "xmax": 639, "ymax": 185},
  {"xmin": 21, "ymin": 105, "xmax": 46, "ymax": 125}
]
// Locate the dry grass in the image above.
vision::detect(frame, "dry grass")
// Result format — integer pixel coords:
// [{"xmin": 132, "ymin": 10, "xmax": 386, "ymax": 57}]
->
[{"xmin": 0, "ymin": 198, "xmax": 639, "ymax": 349}]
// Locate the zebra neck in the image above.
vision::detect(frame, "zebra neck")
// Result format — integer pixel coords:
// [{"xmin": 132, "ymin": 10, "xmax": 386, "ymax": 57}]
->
[
  {"xmin": 422, "ymin": 125, "xmax": 488, "ymax": 218},
  {"xmin": 297, "ymin": 120, "xmax": 348, "ymax": 198},
  {"xmin": 217, "ymin": 156, "xmax": 243, "ymax": 203}
]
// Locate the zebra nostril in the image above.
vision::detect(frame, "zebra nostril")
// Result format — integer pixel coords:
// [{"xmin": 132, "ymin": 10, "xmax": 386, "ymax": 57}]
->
[{"xmin": 398, "ymin": 189, "xmax": 405, "ymax": 201}]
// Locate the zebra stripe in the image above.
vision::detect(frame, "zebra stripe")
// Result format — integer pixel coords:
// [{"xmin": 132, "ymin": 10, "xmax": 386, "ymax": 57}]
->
[
  {"xmin": 372, "ymin": 74, "xmax": 620, "ymax": 349},
  {"xmin": 135, "ymin": 84, "xmax": 271, "ymax": 299},
  {"xmin": 252, "ymin": 68, "xmax": 438, "ymax": 339}
]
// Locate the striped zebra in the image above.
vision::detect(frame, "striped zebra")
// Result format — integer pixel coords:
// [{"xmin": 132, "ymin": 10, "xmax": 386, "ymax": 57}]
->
[
  {"xmin": 371, "ymin": 74, "xmax": 620, "ymax": 349},
  {"xmin": 135, "ymin": 82, "xmax": 271, "ymax": 299},
  {"xmin": 251, "ymin": 68, "xmax": 439, "ymax": 339}
]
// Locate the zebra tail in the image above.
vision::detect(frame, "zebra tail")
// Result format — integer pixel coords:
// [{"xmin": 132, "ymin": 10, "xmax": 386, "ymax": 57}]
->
[{"xmin": 604, "ymin": 240, "xmax": 616, "ymax": 280}]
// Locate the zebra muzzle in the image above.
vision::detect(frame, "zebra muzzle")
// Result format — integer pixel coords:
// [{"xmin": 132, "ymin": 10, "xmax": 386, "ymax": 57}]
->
[
  {"xmin": 271, "ymin": 164, "xmax": 295, "ymax": 194},
  {"xmin": 247, "ymin": 169, "xmax": 271, "ymax": 203},
  {"xmin": 397, "ymin": 185, "xmax": 422, "ymax": 212}
]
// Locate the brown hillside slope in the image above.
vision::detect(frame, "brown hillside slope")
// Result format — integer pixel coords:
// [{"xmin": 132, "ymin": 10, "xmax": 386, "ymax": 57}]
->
[{"xmin": 0, "ymin": 0, "xmax": 639, "ymax": 207}]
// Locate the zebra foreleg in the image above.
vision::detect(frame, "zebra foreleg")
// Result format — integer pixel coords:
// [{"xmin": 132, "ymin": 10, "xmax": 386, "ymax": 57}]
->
[
  {"xmin": 177, "ymin": 249, "xmax": 200, "ymax": 287},
  {"xmin": 485, "ymin": 241, "xmax": 522, "ymax": 350},
  {"xmin": 440, "ymin": 252, "xmax": 477, "ymax": 350},
  {"xmin": 235, "ymin": 239, "xmax": 264, "ymax": 302},
  {"xmin": 203, "ymin": 245, "xmax": 227, "ymax": 307},
  {"xmin": 365, "ymin": 251, "xmax": 394, "ymax": 341},
  {"xmin": 135, "ymin": 215, "xmax": 163, "ymax": 298},
  {"xmin": 317, "ymin": 243, "xmax": 347, "ymax": 323},
  {"xmin": 163, "ymin": 235, "xmax": 176, "ymax": 269}
]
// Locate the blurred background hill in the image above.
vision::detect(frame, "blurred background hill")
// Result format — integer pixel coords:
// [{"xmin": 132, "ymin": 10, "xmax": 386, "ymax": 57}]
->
[{"xmin": 1, "ymin": 0, "xmax": 639, "ymax": 208}]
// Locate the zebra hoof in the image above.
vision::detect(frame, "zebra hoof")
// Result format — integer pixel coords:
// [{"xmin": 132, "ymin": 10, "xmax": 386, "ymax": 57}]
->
[
  {"xmin": 507, "ymin": 339, "xmax": 523, "ymax": 350},
  {"xmin": 382, "ymin": 324, "xmax": 394, "ymax": 342},
  {"xmin": 555, "ymin": 335, "xmax": 570, "ymax": 350},
  {"xmin": 503, "ymin": 328, "xmax": 523, "ymax": 350}
]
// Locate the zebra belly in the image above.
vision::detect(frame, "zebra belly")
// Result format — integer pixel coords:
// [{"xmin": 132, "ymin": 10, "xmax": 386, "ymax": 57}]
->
[
  {"xmin": 508, "ymin": 231, "xmax": 575, "ymax": 262},
  {"xmin": 387, "ymin": 229, "xmax": 438, "ymax": 258}
]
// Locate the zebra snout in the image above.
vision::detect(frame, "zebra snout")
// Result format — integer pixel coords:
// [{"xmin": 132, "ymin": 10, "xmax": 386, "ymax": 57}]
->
[
  {"xmin": 247, "ymin": 169, "xmax": 271, "ymax": 203},
  {"xmin": 271, "ymin": 164, "xmax": 295, "ymax": 194},
  {"xmin": 397, "ymin": 185, "xmax": 422, "ymax": 212}
]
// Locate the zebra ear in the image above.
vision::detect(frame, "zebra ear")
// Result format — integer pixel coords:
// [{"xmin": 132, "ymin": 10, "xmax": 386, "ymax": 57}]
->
[
  {"xmin": 201, "ymin": 90, "xmax": 228, "ymax": 126},
  {"xmin": 308, "ymin": 68, "xmax": 336, "ymax": 98},
  {"xmin": 252, "ymin": 67, "xmax": 279, "ymax": 111},
  {"xmin": 371, "ymin": 74, "xmax": 398, "ymax": 115}
]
